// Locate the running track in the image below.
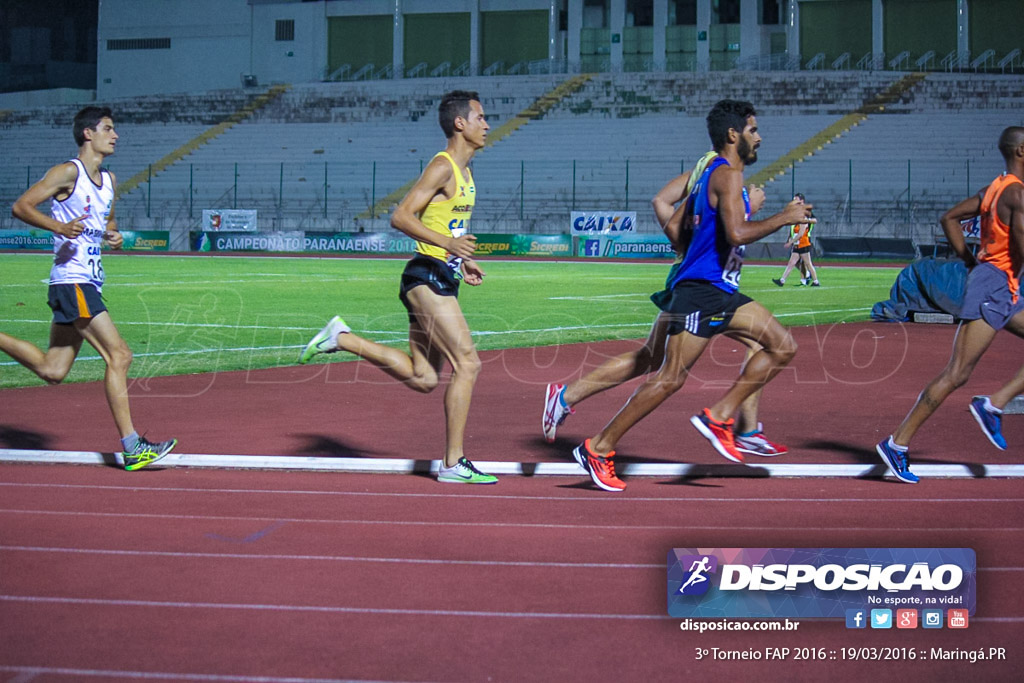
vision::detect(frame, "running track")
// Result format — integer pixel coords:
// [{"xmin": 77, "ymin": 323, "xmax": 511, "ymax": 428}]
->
[{"xmin": 1, "ymin": 322, "xmax": 1021, "ymax": 681}]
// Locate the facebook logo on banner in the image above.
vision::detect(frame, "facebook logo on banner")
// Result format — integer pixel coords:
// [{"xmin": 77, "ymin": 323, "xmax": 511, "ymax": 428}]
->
[
  {"xmin": 845, "ymin": 609, "xmax": 867, "ymax": 629},
  {"xmin": 584, "ymin": 239, "xmax": 601, "ymax": 256}
]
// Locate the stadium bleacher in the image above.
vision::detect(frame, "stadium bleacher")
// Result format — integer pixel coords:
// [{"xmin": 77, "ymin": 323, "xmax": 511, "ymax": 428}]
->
[{"xmin": 2, "ymin": 71, "xmax": 1022, "ymax": 247}]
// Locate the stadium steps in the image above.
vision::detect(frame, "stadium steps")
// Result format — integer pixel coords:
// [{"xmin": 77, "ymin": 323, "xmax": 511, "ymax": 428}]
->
[
  {"xmin": 356, "ymin": 74, "xmax": 593, "ymax": 219},
  {"xmin": 748, "ymin": 72, "xmax": 927, "ymax": 188},
  {"xmin": 117, "ymin": 84, "xmax": 291, "ymax": 196}
]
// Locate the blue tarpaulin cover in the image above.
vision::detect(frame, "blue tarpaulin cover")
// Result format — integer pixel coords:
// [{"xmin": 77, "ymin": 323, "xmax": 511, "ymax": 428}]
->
[{"xmin": 871, "ymin": 258, "xmax": 968, "ymax": 322}]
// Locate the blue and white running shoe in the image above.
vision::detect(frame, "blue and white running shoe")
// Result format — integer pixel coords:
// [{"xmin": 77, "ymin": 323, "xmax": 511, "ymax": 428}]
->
[
  {"xmin": 970, "ymin": 396, "xmax": 1007, "ymax": 450},
  {"xmin": 875, "ymin": 437, "xmax": 919, "ymax": 484}
]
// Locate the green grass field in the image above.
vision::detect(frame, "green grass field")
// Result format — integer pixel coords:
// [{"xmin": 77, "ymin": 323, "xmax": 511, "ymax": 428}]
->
[{"xmin": 0, "ymin": 253, "xmax": 899, "ymax": 389}]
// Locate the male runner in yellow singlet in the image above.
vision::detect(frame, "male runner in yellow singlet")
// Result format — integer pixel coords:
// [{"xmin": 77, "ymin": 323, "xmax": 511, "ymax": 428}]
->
[{"xmin": 300, "ymin": 91, "xmax": 496, "ymax": 484}]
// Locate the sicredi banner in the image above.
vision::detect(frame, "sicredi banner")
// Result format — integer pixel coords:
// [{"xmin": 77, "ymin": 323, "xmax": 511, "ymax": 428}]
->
[
  {"xmin": 119, "ymin": 230, "xmax": 170, "ymax": 251},
  {"xmin": 570, "ymin": 211, "xmax": 636, "ymax": 235},
  {"xmin": 667, "ymin": 548, "xmax": 976, "ymax": 618},
  {"xmin": 202, "ymin": 209, "xmax": 258, "ymax": 232}
]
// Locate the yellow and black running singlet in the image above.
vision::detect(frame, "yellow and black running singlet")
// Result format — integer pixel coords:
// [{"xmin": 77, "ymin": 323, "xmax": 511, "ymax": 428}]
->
[{"xmin": 415, "ymin": 151, "xmax": 475, "ymax": 276}]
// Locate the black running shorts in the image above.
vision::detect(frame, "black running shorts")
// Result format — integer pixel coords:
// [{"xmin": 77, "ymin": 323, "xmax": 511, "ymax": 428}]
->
[
  {"xmin": 47, "ymin": 283, "xmax": 107, "ymax": 324},
  {"xmin": 662, "ymin": 280, "xmax": 752, "ymax": 338},
  {"xmin": 399, "ymin": 255, "xmax": 460, "ymax": 322}
]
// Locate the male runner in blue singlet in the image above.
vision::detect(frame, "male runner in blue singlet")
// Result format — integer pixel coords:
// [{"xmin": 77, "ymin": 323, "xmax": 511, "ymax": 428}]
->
[{"xmin": 570, "ymin": 100, "xmax": 814, "ymax": 491}]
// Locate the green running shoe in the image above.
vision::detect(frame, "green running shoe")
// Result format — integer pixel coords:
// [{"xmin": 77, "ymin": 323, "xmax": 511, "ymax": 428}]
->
[
  {"xmin": 122, "ymin": 436, "xmax": 177, "ymax": 471},
  {"xmin": 437, "ymin": 457, "xmax": 498, "ymax": 484},
  {"xmin": 298, "ymin": 315, "xmax": 350, "ymax": 364}
]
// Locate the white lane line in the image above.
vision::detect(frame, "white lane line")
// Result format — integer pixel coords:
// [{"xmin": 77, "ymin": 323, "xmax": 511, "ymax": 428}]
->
[
  {"xmin": 0, "ymin": 666, "xmax": 368, "ymax": 683},
  {"xmin": 2, "ymin": 481, "xmax": 1023, "ymax": 504},
  {"xmin": 0, "ymin": 509, "xmax": 1021, "ymax": 532},
  {"xmin": 0, "ymin": 594, "xmax": 665, "ymax": 620},
  {"xmin": 0, "ymin": 321, "xmax": 661, "ymax": 367},
  {"xmin": 0, "ymin": 545, "xmax": 658, "ymax": 569},
  {"xmin": 4, "ymin": 450, "xmax": 1024, "ymax": 479},
  {"xmin": 2, "ymin": 546, "xmax": 1020, "ymax": 572},
  {"xmin": 2, "ymin": 595, "xmax": 1020, "ymax": 624}
]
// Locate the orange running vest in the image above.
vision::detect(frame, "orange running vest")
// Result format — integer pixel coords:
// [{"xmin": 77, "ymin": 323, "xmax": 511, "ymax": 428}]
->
[{"xmin": 979, "ymin": 173, "xmax": 1023, "ymax": 302}]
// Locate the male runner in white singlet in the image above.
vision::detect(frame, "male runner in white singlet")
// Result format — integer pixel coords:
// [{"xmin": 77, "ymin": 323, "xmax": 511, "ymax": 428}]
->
[{"xmin": 2, "ymin": 106, "xmax": 177, "ymax": 470}]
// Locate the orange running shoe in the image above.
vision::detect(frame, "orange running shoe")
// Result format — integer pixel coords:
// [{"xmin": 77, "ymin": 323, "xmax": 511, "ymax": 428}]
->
[
  {"xmin": 572, "ymin": 439, "xmax": 626, "ymax": 492},
  {"xmin": 690, "ymin": 408, "xmax": 744, "ymax": 463}
]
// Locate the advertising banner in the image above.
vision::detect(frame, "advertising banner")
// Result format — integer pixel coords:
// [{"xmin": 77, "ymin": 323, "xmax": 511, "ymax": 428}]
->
[
  {"xmin": 0, "ymin": 229, "xmax": 53, "ymax": 250},
  {"xmin": 190, "ymin": 231, "xmax": 573, "ymax": 257},
  {"xmin": 202, "ymin": 209, "xmax": 258, "ymax": 232},
  {"xmin": 118, "ymin": 230, "xmax": 170, "ymax": 251},
  {"xmin": 302, "ymin": 233, "xmax": 418, "ymax": 254},
  {"xmin": 193, "ymin": 231, "xmax": 304, "ymax": 252},
  {"xmin": 0, "ymin": 229, "xmax": 169, "ymax": 251},
  {"xmin": 508, "ymin": 234, "xmax": 572, "ymax": 257},
  {"xmin": 570, "ymin": 211, "xmax": 637, "ymax": 235},
  {"xmin": 579, "ymin": 234, "xmax": 675, "ymax": 258},
  {"xmin": 668, "ymin": 548, "xmax": 976, "ymax": 619}
]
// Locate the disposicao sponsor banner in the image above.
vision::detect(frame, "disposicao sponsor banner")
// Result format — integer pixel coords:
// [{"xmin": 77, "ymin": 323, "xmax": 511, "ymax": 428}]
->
[
  {"xmin": 668, "ymin": 548, "xmax": 976, "ymax": 619},
  {"xmin": 579, "ymin": 234, "xmax": 675, "ymax": 258},
  {"xmin": 570, "ymin": 211, "xmax": 637, "ymax": 234}
]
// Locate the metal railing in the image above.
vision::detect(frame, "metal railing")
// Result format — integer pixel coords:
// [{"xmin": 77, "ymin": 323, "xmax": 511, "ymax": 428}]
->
[
  {"xmin": 998, "ymin": 49, "xmax": 1022, "ymax": 73},
  {"xmin": 971, "ymin": 49, "xmax": 996, "ymax": 71},
  {"xmin": 888, "ymin": 51, "xmax": 910, "ymax": 70},
  {"xmin": 322, "ymin": 48, "xmax": 1022, "ymax": 83},
  {"xmin": 941, "ymin": 50, "xmax": 970, "ymax": 72},
  {"xmin": 915, "ymin": 51, "xmax": 936, "ymax": 70},
  {"xmin": 856, "ymin": 52, "xmax": 885, "ymax": 71},
  {"xmin": 805, "ymin": 53, "xmax": 825, "ymax": 70}
]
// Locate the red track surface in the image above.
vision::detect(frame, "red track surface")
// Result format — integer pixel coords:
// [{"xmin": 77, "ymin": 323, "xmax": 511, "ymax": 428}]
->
[{"xmin": 1, "ymin": 321, "xmax": 1022, "ymax": 681}]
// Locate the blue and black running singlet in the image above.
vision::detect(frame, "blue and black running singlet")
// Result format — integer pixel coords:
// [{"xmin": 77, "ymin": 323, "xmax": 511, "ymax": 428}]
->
[{"xmin": 668, "ymin": 156, "xmax": 750, "ymax": 294}]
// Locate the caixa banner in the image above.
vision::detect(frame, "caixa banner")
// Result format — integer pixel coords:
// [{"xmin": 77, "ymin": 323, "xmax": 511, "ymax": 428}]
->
[
  {"xmin": 668, "ymin": 548, "xmax": 975, "ymax": 618},
  {"xmin": 570, "ymin": 211, "xmax": 636, "ymax": 234}
]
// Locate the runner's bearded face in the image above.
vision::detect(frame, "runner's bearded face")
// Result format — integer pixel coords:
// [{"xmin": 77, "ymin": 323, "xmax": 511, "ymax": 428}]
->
[{"xmin": 737, "ymin": 116, "xmax": 760, "ymax": 165}]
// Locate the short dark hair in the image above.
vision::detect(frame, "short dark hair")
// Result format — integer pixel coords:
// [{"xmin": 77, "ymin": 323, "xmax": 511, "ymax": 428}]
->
[
  {"xmin": 997, "ymin": 126, "xmax": 1024, "ymax": 161},
  {"xmin": 73, "ymin": 106, "xmax": 113, "ymax": 146},
  {"xmin": 706, "ymin": 99, "xmax": 756, "ymax": 152},
  {"xmin": 438, "ymin": 90, "xmax": 479, "ymax": 138},
  {"xmin": 794, "ymin": 192, "xmax": 805, "ymax": 200}
]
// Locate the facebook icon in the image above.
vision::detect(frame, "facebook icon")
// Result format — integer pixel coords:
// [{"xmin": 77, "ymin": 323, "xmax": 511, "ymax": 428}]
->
[{"xmin": 845, "ymin": 609, "xmax": 867, "ymax": 629}]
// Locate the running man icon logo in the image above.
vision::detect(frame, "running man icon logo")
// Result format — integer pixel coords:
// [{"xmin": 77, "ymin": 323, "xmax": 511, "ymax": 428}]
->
[{"xmin": 677, "ymin": 554, "xmax": 718, "ymax": 596}]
